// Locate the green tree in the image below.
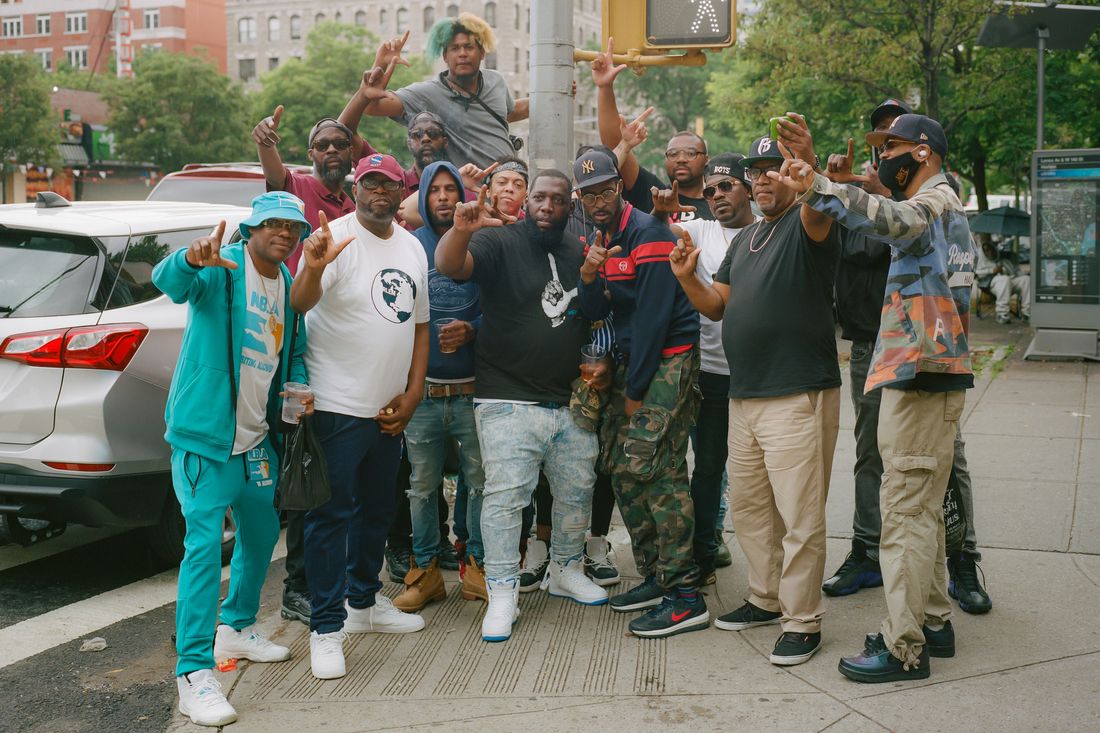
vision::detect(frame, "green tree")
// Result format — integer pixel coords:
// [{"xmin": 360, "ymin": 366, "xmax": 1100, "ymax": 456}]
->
[
  {"xmin": 107, "ymin": 51, "xmax": 252, "ymax": 172},
  {"xmin": 250, "ymin": 22, "xmax": 432, "ymax": 167},
  {"xmin": 0, "ymin": 55, "xmax": 59, "ymax": 167}
]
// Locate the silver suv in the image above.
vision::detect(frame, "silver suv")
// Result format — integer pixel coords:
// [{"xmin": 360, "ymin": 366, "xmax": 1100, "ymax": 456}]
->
[{"xmin": 0, "ymin": 194, "xmax": 250, "ymax": 562}]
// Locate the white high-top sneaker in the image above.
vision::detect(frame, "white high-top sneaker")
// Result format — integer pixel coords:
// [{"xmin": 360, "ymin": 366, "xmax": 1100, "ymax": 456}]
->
[
  {"xmin": 310, "ymin": 630, "xmax": 347, "ymax": 680},
  {"xmin": 482, "ymin": 577, "xmax": 520, "ymax": 642},
  {"xmin": 519, "ymin": 539, "xmax": 550, "ymax": 592},
  {"xmin": 213, "ymin": 624, "xmax": 291, "ymax": 663},
  {"xmin": 177, "ymin": 669, "xmax": 237, "ymax": 727},
  {"xmin": 583, "ymin": 536, "xmax": 621, "ymax": 587},
  {"xmin": 548, "ymin": 557, "xmax": 610, "ymax": 605},
  {"xmin": 343, "ymin": 595, "xmax": 425, "ymax": 634}
]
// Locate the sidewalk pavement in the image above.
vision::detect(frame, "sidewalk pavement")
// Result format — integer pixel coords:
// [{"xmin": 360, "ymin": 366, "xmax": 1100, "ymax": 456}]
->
[{"xmin": 171, "ymin": 319, "xmax": 1100, "ymax": 732}]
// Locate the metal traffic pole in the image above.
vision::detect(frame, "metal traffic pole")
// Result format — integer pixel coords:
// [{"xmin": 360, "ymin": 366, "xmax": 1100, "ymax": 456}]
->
[{"xmin": 528, "ymin": 0, "xmax": 575, "ymax": 175}]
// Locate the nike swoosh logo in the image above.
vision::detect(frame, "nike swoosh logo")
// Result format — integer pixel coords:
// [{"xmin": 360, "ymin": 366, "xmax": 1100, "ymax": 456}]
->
[{"xmin": 670, "ymin": 609, "xmax": 692, "ymax": 622}]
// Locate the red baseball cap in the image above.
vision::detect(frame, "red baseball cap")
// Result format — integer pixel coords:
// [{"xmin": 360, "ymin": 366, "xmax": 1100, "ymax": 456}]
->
[{"xmin": 354, "ymin": 153, "xmax": 404, "ymax": 184}]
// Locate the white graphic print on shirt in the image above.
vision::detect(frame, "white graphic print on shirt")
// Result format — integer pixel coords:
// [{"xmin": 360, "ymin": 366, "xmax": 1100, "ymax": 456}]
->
[
  {"xmin": 234, "ymin": 256, "xmax": 283, "ymax": 454},
  {"xmin": 541, "ymin": 251, "xmax": 578, "ymax": 327}
]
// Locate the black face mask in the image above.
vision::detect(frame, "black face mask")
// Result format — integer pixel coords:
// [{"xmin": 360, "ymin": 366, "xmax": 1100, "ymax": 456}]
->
[{"xmin": 877, "ymin": 152, "xmax": 920, "ymax": 193}]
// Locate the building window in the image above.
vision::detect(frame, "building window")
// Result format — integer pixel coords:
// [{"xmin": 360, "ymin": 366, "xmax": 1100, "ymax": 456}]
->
[
  {"xmin": 514, "ymin": 3, "xmax": 520, "ymax": 30},
  {"xmin": 268, "ymin": 56, "xmax": 279, "ymax": 70},
  {"xmin": 37, "ymin": 48, "xmax": 52, "ymax": 71},
  {"xmin": 65, "ymin": 12, "xmax": 87, "ymax": 34},
  {"xmin": 513, "ymin": 47, "xmax": 519, "ymax": 73},
  {"xmin": 526, "ymin": 8, "xmax": 530, "ymax": 31},
  {"xmin": 36, "ymin": 14, "xmax": 50, "ymax": 35},
  {"xmin": 66, "ymin": 47, "xmax": 88, "ymax": 69},
  {"xmin": 423, "ymin": 6, "xmax": 434, "ymax": 31},
  {"xmin": 396, "ymin": 8, "xmax": 407, "ymax": 34},
  {"xmin": 484, "ymin": 2, "xmax": 496, "ymax": 26},
  {"xmin": 143, "ymin": 9, "xmax": 159, "ymax": 29},
  {"xmin": 238, "ymin": 17, "xmax": 256, "ymax": 43},
  {"xmin": 2, "ymin": 16, "xmax": 22, "ymax": 37},
  {"xmin": 314, "ymin": 12, "xmax": 324, "ymax": 24},
  {"xmin": 238, "ymin": 58, "xmax": 256, "ymax": 81},
  {"xmin": 355, "ymin": 10, "xmax": 366, "ymax": 27},
  {"xmin": 446, "ymin": 4, "xmax": 459, "ymax": 19},
  {"xmin": 379, "ymin": 9, "xmax": 387, "ymax": 27},
  {"xmin": 289, "ymin": 15, "xmax": 301, "ymax": 39},
  {"xmin": 334, "ymin": 11, "xmax": 341, "ymax": 23},
  {"xmin": 267, "ymin": 16, "xmax": 279, "ymax": 41}
]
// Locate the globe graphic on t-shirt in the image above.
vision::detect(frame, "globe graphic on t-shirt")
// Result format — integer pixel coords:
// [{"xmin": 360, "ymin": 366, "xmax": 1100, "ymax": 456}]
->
[{"xmin": 371, "ymin": 268, "xmax": 417, "ymax": 323}]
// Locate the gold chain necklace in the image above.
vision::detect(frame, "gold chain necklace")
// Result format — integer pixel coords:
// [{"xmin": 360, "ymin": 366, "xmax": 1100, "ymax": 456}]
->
[{"xmin": 747, "ymin": 205, "xmax": 796, "ymax": 253}]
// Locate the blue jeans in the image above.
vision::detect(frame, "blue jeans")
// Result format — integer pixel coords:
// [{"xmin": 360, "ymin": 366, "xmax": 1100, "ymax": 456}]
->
[
  {"xmin": 405, "ymin": 394, "xmax": 485, "ymax": 566},
  {"xmin": 475, "ymin": 403, "xmax": 598, "ymax": 580},
  {"xmin": 305, "ymin": 412, "xmax": 402, "ymax": 634}
]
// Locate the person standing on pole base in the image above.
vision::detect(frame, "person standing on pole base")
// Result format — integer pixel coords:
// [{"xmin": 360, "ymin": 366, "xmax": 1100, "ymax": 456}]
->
[
  {"xmin": 772, "ymin": 114, "xmax": 976, "ymax": 683},
  {"xmin": 574, "ymin": 148, "xmax": 707, "ymax": 639},
  {"xmin": 436, "ymin": 172, "xmax": 610, "ymax": 643},
  {"xmin": 152, "ymin": 192, "xmax": 313, "ymax": 727}
]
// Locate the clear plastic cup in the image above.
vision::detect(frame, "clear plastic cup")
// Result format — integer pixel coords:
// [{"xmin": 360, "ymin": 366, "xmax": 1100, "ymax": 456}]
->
[
  {"xmin": 580, "ymin": 344, "xmax": 606, "ymax": 381},
  {"xmin": 281, "ymin": 382, "xmax": 312, "ymax": 424},
  {"xmin": 435, "ymin": 317, "xmax": 459, "ymax": 354}
]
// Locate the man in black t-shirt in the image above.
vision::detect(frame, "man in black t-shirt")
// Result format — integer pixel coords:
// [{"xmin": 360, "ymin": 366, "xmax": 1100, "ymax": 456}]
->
[
  {"xmin": 670, "ymin": 134, "xmax": 840, "ymax": 668},
  {"xmin": 436, "ymin": 171, "xmax": 610, "ymax": 644}
]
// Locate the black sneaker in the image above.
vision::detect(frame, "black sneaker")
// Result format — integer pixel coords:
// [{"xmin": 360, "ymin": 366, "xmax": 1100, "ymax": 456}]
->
[
  {"xmin": 519, "ymin": 539, "xmax": 550, "ymax": 592},
  {"xmin": 948, "ymin": 553, "xmax": 992, "ymax": 614},
  {"xmin": 770, "ymin": 631, "xmax": 821, "ymax": 665},
  {"xmin": 822, "ymin": 551, "xmax": 882, "ymax": 597},
  {"xmin": 628, "ymin": 594, "xmax": 710, "ymax": 638},
  {"xmin": 714, "ymin": 601, "xmax": 782, "ymax": 631},
  {"xmin": 438, "ymin": 538, "xmax": 461, "ymax": 571},
  {"xmin": 280, "ymin": 588, "xmax": 311, "ymax": 624},
  {"xmin": 714, "ymin": 530, "xmax": 733, "ymax": 568},
  {"xmin": 863, "ymin": 621, "xmax": 954, "ymax": 659},
  {"xmin": 841, "ymin": 632, "xmax": 930, "ymax": 683},
  {"xmin": 385, "ymin": 544, "xmax": 412, "ymax": 583},
  {"xmin": 610, "ymin": 575, "xmax": 665, "ymax": 612}
]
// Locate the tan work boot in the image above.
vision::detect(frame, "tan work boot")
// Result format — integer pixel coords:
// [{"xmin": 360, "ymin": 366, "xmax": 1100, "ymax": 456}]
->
[
  {"xmin": 461, "ymin": 555, "xmax": 488, "ymax": 602},
  {"xmin": 393, "ymin": 557, "xmax": 446, "ymax": 612}
]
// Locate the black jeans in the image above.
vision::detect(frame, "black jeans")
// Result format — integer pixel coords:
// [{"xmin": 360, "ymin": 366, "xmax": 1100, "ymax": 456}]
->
[{"xmin": 689, "ymin": 370, "xmax": 730, "ymax": 570}]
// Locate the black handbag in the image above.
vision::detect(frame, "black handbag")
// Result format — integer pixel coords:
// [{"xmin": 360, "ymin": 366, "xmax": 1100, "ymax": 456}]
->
[{"xmin": 274, "ymin": 412, "xmax": 331, "ymax": 512}]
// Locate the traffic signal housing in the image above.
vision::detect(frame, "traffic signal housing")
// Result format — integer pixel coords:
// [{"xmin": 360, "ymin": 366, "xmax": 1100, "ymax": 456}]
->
[{"xmin": 603, "ymin": 0, "xmax": 736, "ymax": 53}]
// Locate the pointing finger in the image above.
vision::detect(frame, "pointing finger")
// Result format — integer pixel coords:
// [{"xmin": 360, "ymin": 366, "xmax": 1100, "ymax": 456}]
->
[
  {"xmin": 846, "ymin": 137, "xmax": 855, "ymax": 163},
  {"xmin": 635, "ymin": 106, "xmax": 654, "ymax": 124},
  {"xmin": 607, "ymin": 245, "xmax": 623, "ymax": 258},
  {"xmin": 272, "ymin": 105, "xmax": 284, "ymax": 128},
  {"xmin": 776, "ymin": 138, "xmax": 794, "ymax": 161},
  {"xmin": 332, "ymin": 235, "xmax": 356, "ymax": 257},
  {"xmin": 591, "ymin": 230, "xmax": 603, "ymax": 250},
  {"xmin": 606, "ymin": 36, "xmax": 614, "ymax": 57},
  {"xmin": 318, "ymin": 210, "xmax": 331, "ymax": 240},
  {"xmin": 681, "ymin": 229, "xmax": 695, "ymax": 250},
  {"xmin": 481, "ymin": 161, "xmax": 499, "ymax": 179},
  {"xmin": 213, "ymin": 220, "xmax": 226, "ymax": 244},
  {"xmin": 216, "ymin": 256, "xmax": 239, "ymax": 270}
]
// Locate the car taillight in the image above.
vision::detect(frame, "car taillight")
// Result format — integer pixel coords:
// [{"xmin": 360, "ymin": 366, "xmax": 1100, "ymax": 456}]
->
[
  {"xmin": 0, "ymin": 324, "xmax": 148, "ymax": 371},
  {"xmin": 42, "ymin": 461, "xmax": 116, "ymax": 472}
]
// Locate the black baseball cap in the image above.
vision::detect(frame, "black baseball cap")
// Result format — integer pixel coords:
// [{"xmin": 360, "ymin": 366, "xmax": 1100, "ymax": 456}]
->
[
  {"xmin": 308, "ymin": 118, "xmax": 354, "ymax": 148},
  {"xmin": 740, "ymin": 136, "xmax": 784, "ymax": 167},
  {"xmin": 573, "ymin": 149, "xmax": 620, "ymax": 190},
  {"xmin": 869, "ymin": 98, "xmax": 913, "ymax": 129},
  {"xmin": 704, "ymin": 152, "xmax": 749, "ymax": 187},
  {"xmin": 866, "ymin": 114, "xmax": 948, "ymax": 160}
]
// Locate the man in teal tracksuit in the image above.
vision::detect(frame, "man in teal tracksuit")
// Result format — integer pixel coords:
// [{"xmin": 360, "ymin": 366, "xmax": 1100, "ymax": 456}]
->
[{"xmin": 152, "ymin": 191, "xmax": 312, "ymax": 727}]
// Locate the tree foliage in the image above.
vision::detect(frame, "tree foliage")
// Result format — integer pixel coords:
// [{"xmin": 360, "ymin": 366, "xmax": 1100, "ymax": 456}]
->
[
  {"xmin": 107, "ymin": 51, "xmax": 252, "ymax": 173},
  {"xmin": 250, "ymin": 22, "xmax": 432, "ymax": 168},
  {"xmin": 0, "ymin": 55, "xmax": 60, "ymax": 167}
]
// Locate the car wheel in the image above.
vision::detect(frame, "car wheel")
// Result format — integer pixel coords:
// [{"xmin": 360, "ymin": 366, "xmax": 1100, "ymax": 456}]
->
[
  {"xmin": 144, "ymin": 494, "xmax": 235, "ymax": 566},
  {"xmin": 0, "ymin": 513, "xmax": 67, "ymax": 546}
]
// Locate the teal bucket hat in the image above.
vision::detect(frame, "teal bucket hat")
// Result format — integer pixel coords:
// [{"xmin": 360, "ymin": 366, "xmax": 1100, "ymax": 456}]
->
[{"xmin": 239, "ymin": 191, "xmax": 312, "ymax": 241}]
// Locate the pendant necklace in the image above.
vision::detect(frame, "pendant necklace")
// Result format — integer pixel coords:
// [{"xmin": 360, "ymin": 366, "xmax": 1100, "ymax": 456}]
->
[{"xmin": 748, "ymin": 206, "xmax": 795, "ymax": 254}]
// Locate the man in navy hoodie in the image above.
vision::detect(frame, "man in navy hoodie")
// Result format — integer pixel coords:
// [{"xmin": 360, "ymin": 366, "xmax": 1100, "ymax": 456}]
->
[{"xmin": 393, "ymin": 161, "xmax": 488, "ymax": 612}]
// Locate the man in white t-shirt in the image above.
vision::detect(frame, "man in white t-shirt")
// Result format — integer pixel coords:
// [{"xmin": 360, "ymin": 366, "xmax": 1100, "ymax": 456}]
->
[
  {"xmin": 652, "ymin": 153, "xmax": 756, "ymax": 585},
  {"xmin": 290, "ymin": 153, "xmax": 430, "ymax": 681}
]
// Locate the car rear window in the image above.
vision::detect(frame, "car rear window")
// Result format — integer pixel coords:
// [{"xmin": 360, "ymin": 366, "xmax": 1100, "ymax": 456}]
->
[
  {"xmin": 147, "ymin": 177, "xmax": 267, "ymax": 207},
  {"xmin": 0, "ymin": 230, "xmax": 116, "ymax": 318},
  {"xmin": 105, "ymin": 228, "xmax": 211, "ymax": 307}
]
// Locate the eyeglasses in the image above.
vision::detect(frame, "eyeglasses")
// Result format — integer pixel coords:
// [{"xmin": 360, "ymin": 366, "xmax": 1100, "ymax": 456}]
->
[
  {"xmin": 358, "ymin": 176, "xmax": 404, "ymax": 192},
  {"xmin": 580, "ymin": 186, "xmax": 619, "ymax": 206},
  {"xmin": 311, "ymin": 139, "xmax": 351, "ymax": 152},
  {"xmin": 744, "ymin": 163, "xmax": 782, "ymax": 182},
  {"xmin": 408, "ymin": 127, "xmax": 444, "ymax": 141},
  {"xmin": 664, "ymin": 148, "xmax": 706, "ymax": 161},
  {"xmin": 261, "ymin": 218, "xmax": 304, "ymax": 235},
  {"xmin": 703, "ymin": 180, "xmax": 739, "ymax": 199}
]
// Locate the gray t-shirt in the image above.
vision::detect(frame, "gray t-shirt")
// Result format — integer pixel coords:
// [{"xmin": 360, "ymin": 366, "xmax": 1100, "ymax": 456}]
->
[{"xmin": 393, "ymin": 70, "xmax": 517, "ymax": 169}]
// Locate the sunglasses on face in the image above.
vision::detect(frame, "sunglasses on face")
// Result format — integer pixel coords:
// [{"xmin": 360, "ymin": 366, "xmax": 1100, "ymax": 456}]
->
[
  {"xmin": 261, "ymin": 218, "xmax": 304, "ymax": 235},
  {"xmin": 703, "ymin": 180, "xmax": 739, "ymax": 199},
  {"xmin": 408, "ymin": 127, "xmax": 444, "ymax": 141},
  {"xmin": 358, "ymin": 176, "xmax": 403, "ymax": 192},
  {"xmin": 311, "ymin": 139, "xmax": 352, "ymax": 152}
]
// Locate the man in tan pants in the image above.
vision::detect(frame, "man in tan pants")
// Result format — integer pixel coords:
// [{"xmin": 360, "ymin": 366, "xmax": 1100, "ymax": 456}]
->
[
  {"xmin": 773, "ymin": 113, "xmax": 975, "ymax": 682},
  {"xmin": 671, "ymin": 132, "xmax": 841, "ymax": 666}
]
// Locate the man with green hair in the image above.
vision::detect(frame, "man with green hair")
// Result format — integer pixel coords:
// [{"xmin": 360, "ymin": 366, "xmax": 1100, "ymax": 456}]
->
[{"xmin": 354, "ymin": 13, "xmax": 530, "ymax": 169}]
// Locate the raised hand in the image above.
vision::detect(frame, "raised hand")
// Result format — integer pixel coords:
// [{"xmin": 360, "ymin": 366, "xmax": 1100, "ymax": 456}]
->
[
  {"xmin": 669, "ymin": 229, "xmax": 702, "ymax": 279},
  {"xmin": 360, "ymin": 57, "xmax": 399, "ymax": 103},
  {"xmin": 459, "ymin": 161, "xmax": 498, "ymax": 191},
  {"xmin": 825, "ymin": 138, "xmax": 873, "ymax": 185},
  {"xmin": 185, "ymin": 221, "xmax": 237, "ymax": 270},
  {"xmin": 651, "ymin": 181, "xmax": 697, "ymax": 218},
  {"xmin": 618, "ymin": 106, "xmax": 653, "ymax": 152},
  {"xmin": 300, "ymin": 211, "xmax": 355, "ymax": 271},
  {"xmin": 775, "ymin": 112, "xmax": 818, "ymax": 170},
  {"xmin": 591, "ymin": 36, "xmax": 628, "ymax": 88},
  {"xmin": 580, "ymin": 231, "xmax": 623, "ymax": 283},
  {"xmin": 252, "ymin": 105, "xmax": 283, "ymax": 148},
  {"xmin": 374, "ymin": 30, "xmax": 411, "ymax": 71},
  {"xmin": 452, "ymin": 186, "xmax": 513, "ymax": 233},
  {"xmin": 766, "ymin": 140, "xmax": 816, "ymax": 193}
]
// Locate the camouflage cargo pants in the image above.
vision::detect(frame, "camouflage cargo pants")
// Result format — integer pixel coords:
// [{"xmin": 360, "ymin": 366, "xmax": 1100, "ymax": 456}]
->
[{"xmin": 602, "ymin": 347, "xmax": 701, "ymax": 589}]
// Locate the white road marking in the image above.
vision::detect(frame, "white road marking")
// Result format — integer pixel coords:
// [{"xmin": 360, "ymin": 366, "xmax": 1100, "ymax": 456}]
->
[{"xmin": 0, "ymin": 532, "xmax": 287, "ymax": 670}]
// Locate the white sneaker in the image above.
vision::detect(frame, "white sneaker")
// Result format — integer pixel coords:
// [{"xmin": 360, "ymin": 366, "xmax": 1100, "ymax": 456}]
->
[
  {"xmin": 548, "ymin": 557, "xmax": 610, "ymax": 605},
  {"xmin": 583, "ymin": 536, "xmax": 621, "ymax": 587},
  {"xmin": 519, "ymin": 539, "xmax": 550, "ymax": 592},
  {"xmin": 482, "ymin": 576, "xmax": 520, "ymax": 642},
  {"xmin": 309, "ymin": 630, "xmax": 347, "ymax": 680},
  {"xmin": 343, "ymin": 594, "xmax": 426, "ymax": 634},
  {"xmin": 213, "ymin": 624, "xmax": 291, "ymax": 663},
  {"xmin": 177, "ymin": 669, "xmax": 237, "ymax": 727}
]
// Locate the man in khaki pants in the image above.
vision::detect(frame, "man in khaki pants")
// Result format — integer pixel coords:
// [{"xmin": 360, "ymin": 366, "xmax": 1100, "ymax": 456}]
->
[
  {"xmin": 773, "ymin": 114, "xmax": 975, "ymax": 682},
  {"xmin": 670, "ymin": 133, "xmax": 840, "ymax": 666}
]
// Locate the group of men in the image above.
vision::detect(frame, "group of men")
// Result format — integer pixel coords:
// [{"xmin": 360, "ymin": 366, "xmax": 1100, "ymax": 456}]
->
[{"xmin": 157, "ymin": 13, "xmax": 992, "ymax": 729}]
